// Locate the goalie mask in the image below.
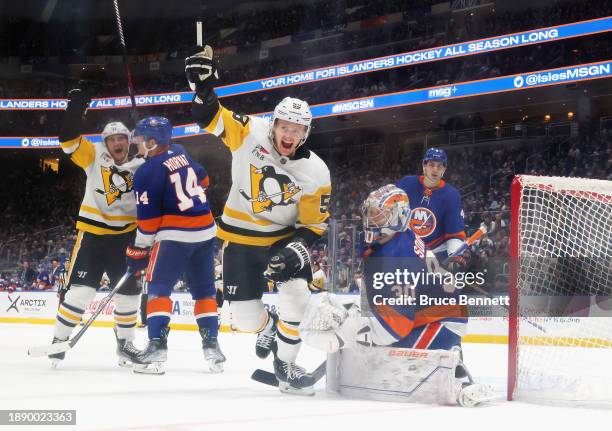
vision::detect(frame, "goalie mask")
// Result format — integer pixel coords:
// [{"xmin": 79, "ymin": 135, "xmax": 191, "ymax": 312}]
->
[
  {"xmin": 269, "ymin": 97, "xmax": 312, "ymax": 154},
  {"xmin": 361, "ymin": 185, "xmax": 411, "ymax": 244}
]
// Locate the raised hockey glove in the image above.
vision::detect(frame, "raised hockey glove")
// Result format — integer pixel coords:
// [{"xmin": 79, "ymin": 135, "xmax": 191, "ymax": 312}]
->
[
  {"xmin": 58, "ymin": 87, "xmax": 92, "ymax": 142},
  {"xmin": 185, "ymin": 45, "xmax": 218, "ymax": 94},
  {"xmin": 265, "ymin": 240, "xmax": 311, "ymax": 283},
  {"xmin": 125, "ymin": 245, "xmax": 151, "ymax": 277}
]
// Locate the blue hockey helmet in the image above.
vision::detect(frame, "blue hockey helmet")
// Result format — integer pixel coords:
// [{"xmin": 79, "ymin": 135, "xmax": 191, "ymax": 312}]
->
[
  {"xmin": 133, "ymin": 116, "xmax": 172, "ymax": 146},
  {"xmin": 423, "ymin": 148, "xmax": 447, "ymax": 167}
]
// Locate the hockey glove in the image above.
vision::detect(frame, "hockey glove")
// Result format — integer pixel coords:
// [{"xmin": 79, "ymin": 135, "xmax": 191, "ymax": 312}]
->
[
  {"xmin": 58, "ymin": 87, "xmax": 92, "ymax": 142},
  {"xmin": 442, "ymin": 250, "xmax": 471, "ymax": 273},
  {"xmin": 125, "ymin": 245, "xmax": 151, "ymax": 277},
  {"xmin": 265, "ymin": 240, "xmax": 311, "ymax": 283},
  {"xmin": 185, "ymin": 45, "xmax": 218, "ymax": 94}
]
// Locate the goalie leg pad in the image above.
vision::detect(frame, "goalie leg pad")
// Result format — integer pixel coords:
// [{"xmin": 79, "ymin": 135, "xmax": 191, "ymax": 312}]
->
[
  {"xmin": 333, "ymin": 345, "xmax": 462, "ymax": 405},
  {"xmin": 54, "ymin": 284, "xmax": 96, "ymax": 340}
]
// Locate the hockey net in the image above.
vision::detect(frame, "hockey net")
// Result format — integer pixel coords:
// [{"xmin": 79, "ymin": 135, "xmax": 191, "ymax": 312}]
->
[{"xmin": 508, "ymin": 175, "xmax": 612, "ymax": 404}]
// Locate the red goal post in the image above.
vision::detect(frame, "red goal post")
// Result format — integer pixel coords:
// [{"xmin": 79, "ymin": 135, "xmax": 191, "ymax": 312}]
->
[{"xmin": 507, "ymin": 174, "xmax": 612, "ymax": 404}]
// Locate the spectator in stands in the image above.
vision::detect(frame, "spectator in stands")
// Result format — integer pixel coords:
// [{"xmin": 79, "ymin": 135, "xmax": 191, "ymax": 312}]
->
[
  {"xmin": 35, "ymin": 264, "xmax": 52, "ymax": 290},
  {"xmin": 20, "ymin": 261, "xmax": 36, "ymax": 287},
  {"xmin": 50, "ymin": 257, "xmax": 65, "ymax": 290}
]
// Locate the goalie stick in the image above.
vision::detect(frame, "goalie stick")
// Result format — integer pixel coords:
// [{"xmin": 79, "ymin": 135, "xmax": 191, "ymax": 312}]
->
[
  {"xmin": 251, "ymin": 228, "xmax": 488, "ymax": 388},
  {"xmin": 28, "ymin": 272, "xmax": 131, "ymax": 358}
]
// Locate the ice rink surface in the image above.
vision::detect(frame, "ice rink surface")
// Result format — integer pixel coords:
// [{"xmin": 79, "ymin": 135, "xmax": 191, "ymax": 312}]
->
[{"xmin": 2, "ymin": 323, "xmax": 611, "ymax": 431}]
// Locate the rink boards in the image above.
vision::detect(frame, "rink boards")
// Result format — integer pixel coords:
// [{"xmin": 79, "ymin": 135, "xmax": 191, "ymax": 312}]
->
[{"xmin": 0, "ymin": 290, "xmax": 508, "ymax": 344}]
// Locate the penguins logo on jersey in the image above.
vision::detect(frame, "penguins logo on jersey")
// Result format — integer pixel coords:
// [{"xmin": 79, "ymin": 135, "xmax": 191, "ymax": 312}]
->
[
  {"xmin": 96, "ymin": 165, "xmax": 134, "ymax": 205},
  {"xmin": 409, "ymin": 207, "xmax": 437, "ymax": 237},
  {"xmin": 239, "ymin": 164, "xmax": 301, "ymax": 213}
]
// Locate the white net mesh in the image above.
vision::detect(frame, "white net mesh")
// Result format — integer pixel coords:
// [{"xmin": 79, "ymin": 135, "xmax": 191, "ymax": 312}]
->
[{"xmin": 514, "ymin": 175, "xmax": 612, "ymax": 403}]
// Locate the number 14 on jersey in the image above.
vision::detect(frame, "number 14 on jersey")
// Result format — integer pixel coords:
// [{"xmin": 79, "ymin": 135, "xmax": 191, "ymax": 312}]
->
[{"xmin": 136, "ymin": 167, "xmax": 207, "ymax": 212}]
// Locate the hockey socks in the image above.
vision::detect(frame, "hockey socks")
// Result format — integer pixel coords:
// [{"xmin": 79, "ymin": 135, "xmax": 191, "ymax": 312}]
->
[
  {"xmin": 113, "ymin": 293, "xmax": 140, "ymax": 341},
  {"xmin": 146, "ymin": 296, "xmax": 172, "ymax": 339},
  {"xmin": 276, "ymin": 320, "xmax": 301, "ymax": 363},
  {"xmin": 194, "ymin": 297, "xmax": 218, "ymax": 338},
  {"xmin": 53, "ymin": 285, "xmax": 95, "ymax": 340}
]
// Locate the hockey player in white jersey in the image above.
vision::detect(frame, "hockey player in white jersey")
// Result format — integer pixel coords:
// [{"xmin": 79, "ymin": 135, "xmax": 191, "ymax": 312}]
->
[
  {"xmin": 186, "ymin": 45, "xmax": 331, "ymax": 395},
  {"xmin": 49, "ymin": 87, "xmax": 144, "ymax": 368}
]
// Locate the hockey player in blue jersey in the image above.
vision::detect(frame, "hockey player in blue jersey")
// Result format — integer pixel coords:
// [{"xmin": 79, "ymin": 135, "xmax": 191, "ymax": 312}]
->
[
  {"xmin": 396, "ymin": 148, "xmax": 467, "ymax": 265},
  {"xmin": 300, "ymin": 185, "xmax": 492, "ymax": 406},
  {"xmin": 124, "ymin": 116, "xmax": 224, "ymax": 374},
  {"xmin": 358, "ymin": 184, "xmax": 467, "ymax": 349}
]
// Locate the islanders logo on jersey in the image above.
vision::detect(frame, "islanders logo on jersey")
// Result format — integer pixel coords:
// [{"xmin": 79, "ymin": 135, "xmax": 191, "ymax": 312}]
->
[
  {"xmin": 239, "ymin": 164, "xmax": 301, "ymax": 213},
  {"xmin": 409, "ymin": 207, "xmax": 437, "ymax": 238},
  {"xmin": 96, "ymin": 165, "xmax": 134, "ymax": 206}
]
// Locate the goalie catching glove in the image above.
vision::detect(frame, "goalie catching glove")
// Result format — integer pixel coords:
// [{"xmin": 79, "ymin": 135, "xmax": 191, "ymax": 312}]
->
[
  {"xmin": 265, "ymin": 240, "xmax": 310, "ymax": 283},
  {"xmin": 185, "ymin": 45, "xmax": 218, "ymax": 95},
  {"xmin": 125, "ymin": 245, "xmax": 150, "ymax": 276}
]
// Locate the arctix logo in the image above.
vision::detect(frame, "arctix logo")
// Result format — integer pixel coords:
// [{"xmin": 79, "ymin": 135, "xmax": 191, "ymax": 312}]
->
[{"xmin": 6, "ymin": 294, "xmax": 20, "ymax": 312}]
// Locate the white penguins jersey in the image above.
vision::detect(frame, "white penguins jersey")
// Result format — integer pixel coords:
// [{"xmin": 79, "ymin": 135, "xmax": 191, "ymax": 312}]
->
[
  {"xmin": 204, "ymin": 104, "xmax": 331, "ymax": 246},
  {"xmin": 60, "ymin": 136, "xmax": 144, "ymax": 235}
]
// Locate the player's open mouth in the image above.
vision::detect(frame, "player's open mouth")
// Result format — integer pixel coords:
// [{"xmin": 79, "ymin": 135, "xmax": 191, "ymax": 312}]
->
[{"xmin": 281, "ymin": 141, "xmax": 293, "ymax": 150}]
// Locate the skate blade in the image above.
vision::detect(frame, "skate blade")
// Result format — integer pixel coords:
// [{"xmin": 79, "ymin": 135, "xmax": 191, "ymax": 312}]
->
[
  {"xmin": 50, "ymin": 359, "xmax": 62, "ymax": 369},
  {"xmin": 458, "ymin": 384, "xmax": 495, "ymax": 407},
  {"xmin": 278, "ymin": 381, "xmax": 315, "ymax": 396},
  {"xmin": 133, "ymin": 362, "xmax": 165, "ymax": 375},
  {"xmin": 118, "ymin": 358, "xmax": 134, "ymax": 369}
]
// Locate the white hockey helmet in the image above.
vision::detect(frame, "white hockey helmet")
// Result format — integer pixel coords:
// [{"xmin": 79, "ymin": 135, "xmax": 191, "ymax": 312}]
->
[
  {"xmin": 269, "ymin": 97, "xmax": 313, "ymax": 147},
  {"xmin": 102, "ymin": 121, "xmax": 130, "ymax": 142},
  {"xmin": 361, "ymin": 184, "xmax": 411, "ymax": 244}
]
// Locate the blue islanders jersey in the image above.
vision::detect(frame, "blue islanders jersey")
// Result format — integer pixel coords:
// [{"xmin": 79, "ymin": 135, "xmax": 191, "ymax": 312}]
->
[
  {"xmin": 362, "ymin": 230, "xmax": 467, "ymax": 344},
  {"xmin": 396, "ymin": 175, "xmax": 465, "ymax": 250},
  {"xmin": 134, "ymin": 144, "xmax": 216, "ymax": 247}
]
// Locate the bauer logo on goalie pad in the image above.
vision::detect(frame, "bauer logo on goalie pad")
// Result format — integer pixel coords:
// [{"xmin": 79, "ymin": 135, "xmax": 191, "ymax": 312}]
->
[
  {"xmin": 409, "ymin": 207, "xmax": 437, "ymax": 237},
  {"xmin": 388, "ymin": 349, "xmax": 430, "ymax": 359}
]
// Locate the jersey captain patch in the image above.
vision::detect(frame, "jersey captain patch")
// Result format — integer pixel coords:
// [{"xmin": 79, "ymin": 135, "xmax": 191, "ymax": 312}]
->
[
  {"xmin": 409, "ymin": 207, "xmax": 437, "ymax": 237},
  {"xmin": 96, "ymin": 165, "xmax": 134, "ymax": 205},
  {"xmin": 239, "ymin": 164, "xmax": 301, "ymax": 213}
]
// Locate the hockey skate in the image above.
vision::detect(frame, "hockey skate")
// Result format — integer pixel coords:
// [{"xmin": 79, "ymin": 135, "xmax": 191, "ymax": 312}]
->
[
  {"xmin": 273, "ymin": 356, "xmax": 315, "ymax": 396},
  {"xmin": 457, "ymin": 382, "xmax": 495, "ymax": 407},
  {"xmin": 255, "ymin": 311, "xmax": 278, "ymax": 359},
  {"xmin": 133, "ymin": 328, "xmax": 169, "ymax": 375},
  {"xmin": 200, "ymin": 328, "xmax": 226, "ymax": 373},
  {"xmin": 114, "ymin": 327, "xmax": 141, "ymax": 368},
  {"xmin": 48, "ymin": 336, "xmax": 67, "ymax": 369}
]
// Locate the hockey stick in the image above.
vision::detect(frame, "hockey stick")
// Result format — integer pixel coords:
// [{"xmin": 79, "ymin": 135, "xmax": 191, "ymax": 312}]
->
[
  {"xmin": 251, "ymin": 359, "xmax": 327, "ymax": 388},
  {"xmin": 28, "ymin": 272, "xmax": 131, "ymax": 357},
  {"xmin": 112, "ymin": 0, "xmax": 138, "ymax": 126}
]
